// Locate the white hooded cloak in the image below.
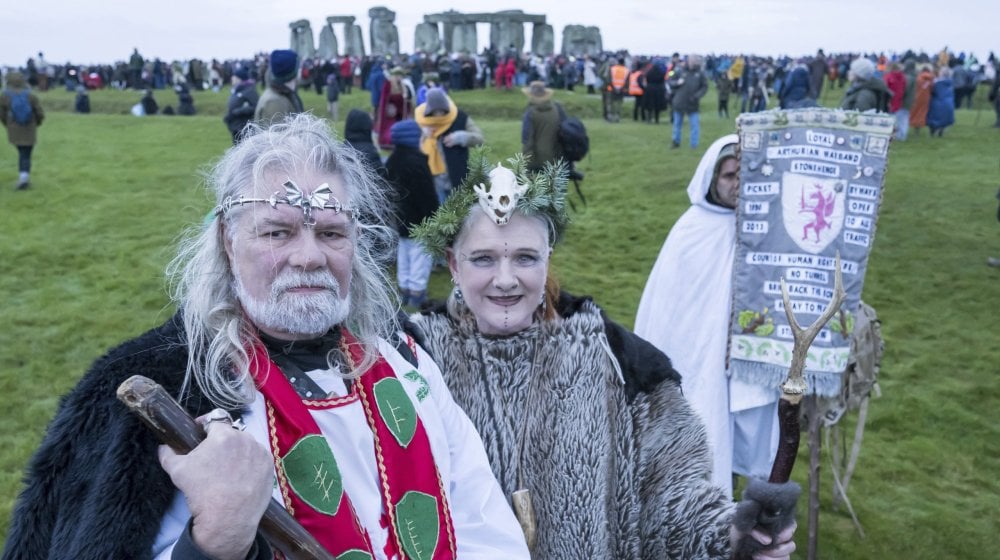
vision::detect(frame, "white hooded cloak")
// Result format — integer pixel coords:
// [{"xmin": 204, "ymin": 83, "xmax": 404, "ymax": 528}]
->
[{"xmin": 634, "ymin": 135, "xmax": 778, "ymax": 497}]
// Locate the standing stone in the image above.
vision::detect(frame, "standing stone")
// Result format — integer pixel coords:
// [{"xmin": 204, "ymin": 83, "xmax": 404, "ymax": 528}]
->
[
  {"xmin": 561, "ymin": 25, "xmax": 602, "ymax": 57},
  {"xmin": 531, "ymin": 24, "xmax": 555, "ymax": 57},
  {"xmin": 369, "ymin": 6, "xmax": 399, "ymax": 56},
  {"xmin": 451, "ymin": 23, "xmax": 477, "ymax": 55},
  {"xmin": 318, "ymin": 23, "xmax": 339, "ymax": 59},
  {"xmin": 490, "ymin": 17, "xmax": 525, "ymax": 54},
  {"xmin": 438, "ymin": 9, "xmax": 461, "ymax": 53},
  {"xmin": 289, "ymin": 19, "xmax": 315, "ymax": 60},
  {"xmin": 346, "ymin": 24, "xmax": 366, "ymax": 57},
  {"xmin": 415, "ymin": 22, "xmax": 441, "ymax": 54}
]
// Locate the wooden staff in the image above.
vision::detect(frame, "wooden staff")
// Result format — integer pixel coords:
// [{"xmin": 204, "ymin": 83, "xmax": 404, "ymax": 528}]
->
[
  {"xmin": 116, "ymin": 375, "xmax": 336, "ymax": 560},
  {"xmin": 769, "ymin": 253, "xmax": 846, "ymax": 484},
  {"xmin": 770, "ymin": 254, "xmax": 846, "ymax": 560}
]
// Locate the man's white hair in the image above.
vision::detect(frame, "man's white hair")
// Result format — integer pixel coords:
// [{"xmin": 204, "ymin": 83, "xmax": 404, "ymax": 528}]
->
[{"xmin": 167, "ymin": 113, "xmax": 397, "ymax": 408}]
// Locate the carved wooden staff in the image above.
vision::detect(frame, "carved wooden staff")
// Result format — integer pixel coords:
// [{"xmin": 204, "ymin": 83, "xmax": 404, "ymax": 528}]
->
[
  {"xmin": 769, "ymin": 254, "xmax": 846, "ymax": 560},
  {"xmin": 769, "ymin": 253, "xmax": 846, "ymax": 483},
  {"xmin": 117, "ymin": 375, "xmax": 337, "ymax": 560}
]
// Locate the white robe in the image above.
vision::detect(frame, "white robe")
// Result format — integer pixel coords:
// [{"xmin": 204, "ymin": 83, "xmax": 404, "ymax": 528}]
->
[
  {"xmin": 634, "ymin": 135, "xmax": 778, "ymax": 497},
  {"xmin": 153, "ymin": 337, "xmax": 529, "ymax": 559}
]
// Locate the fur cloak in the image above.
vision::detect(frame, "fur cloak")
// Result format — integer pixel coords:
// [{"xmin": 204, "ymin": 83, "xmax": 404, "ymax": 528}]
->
[
  {"xmin": 409, "ymin": 293, "xmax": 735, "ymax": 559},
  {"xmin": 1, "ymin": 314, "xmax": 235, "ymax": 560}
]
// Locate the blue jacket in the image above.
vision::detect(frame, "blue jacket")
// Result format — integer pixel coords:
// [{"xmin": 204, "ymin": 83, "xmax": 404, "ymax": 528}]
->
[{"xmin": 927, "ymin": 79, "xmax": 955, "ymax": 129}]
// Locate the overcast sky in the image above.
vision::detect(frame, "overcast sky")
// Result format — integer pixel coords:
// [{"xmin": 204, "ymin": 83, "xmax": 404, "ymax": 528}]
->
[{"xmin": 3, "ymin": 0, "xmax": 996, "ymax": 67}]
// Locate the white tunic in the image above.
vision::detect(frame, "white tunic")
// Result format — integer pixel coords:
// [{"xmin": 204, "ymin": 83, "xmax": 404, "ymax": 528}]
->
[
  {"xmin": 153, "ymin": 337, "xmax": 529, "ymax": 559},
  {"xmin": 634, "ymin": 135, "xmax": 779, "ymax": 497}
]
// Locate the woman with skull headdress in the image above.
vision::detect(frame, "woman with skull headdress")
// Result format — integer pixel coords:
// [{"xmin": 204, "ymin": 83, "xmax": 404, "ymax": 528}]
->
[{"xmin": 406, "ymin": 150, "xmax": 799, "ymax": 559}]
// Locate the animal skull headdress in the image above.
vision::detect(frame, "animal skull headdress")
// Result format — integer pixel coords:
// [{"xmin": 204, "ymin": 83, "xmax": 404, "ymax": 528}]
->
[
  {"xmin": 411, "ymin": 149, "xmax": 571, "ymax": 259},
  {"xmin": 473, "ymin": 164, "xmax": 530, "ymax": 225}
]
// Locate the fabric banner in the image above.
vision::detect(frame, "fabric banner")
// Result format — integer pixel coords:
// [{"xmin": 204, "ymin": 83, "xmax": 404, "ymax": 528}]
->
[{"xmin": 729, "ymin": 108, "xmax": 893, "ymax": 397}]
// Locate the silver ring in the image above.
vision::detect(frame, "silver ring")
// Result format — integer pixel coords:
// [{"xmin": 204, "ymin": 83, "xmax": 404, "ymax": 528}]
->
[
  {"xmin": 204, "ymin": 408, "xmax": 233, "ymax": 426},
  {"xmin": 231, "ymin": 418, "xmax": 247, "ymax": 432}
]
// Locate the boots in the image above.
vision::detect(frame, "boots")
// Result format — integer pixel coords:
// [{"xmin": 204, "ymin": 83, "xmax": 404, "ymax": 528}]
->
[{"xmin": 409, "ymin": 290, "xmax": 427, "ymax": 309}]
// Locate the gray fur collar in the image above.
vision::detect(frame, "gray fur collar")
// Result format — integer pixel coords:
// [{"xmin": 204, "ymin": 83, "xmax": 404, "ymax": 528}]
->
[{"xmin": 415, "ymin": 301, "xmax": 735, "ymax": 558}]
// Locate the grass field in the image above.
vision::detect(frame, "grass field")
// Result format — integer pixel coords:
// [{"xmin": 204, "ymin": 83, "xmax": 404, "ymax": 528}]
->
[{"xmin": 1, "ymin": 83, "xmax": 998, "ymax": 558}]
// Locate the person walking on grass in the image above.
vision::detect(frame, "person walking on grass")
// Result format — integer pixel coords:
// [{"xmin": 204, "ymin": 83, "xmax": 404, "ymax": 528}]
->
[
  {"xmin": 223, "ymin": 65, "xmax": 259, "ymax": 145},
  {"xmin": 668, "ymin": 54, "xmax": 709, "ymax": 148},
  {"xmin": 386, "ymin": 119, "xmax": 439, "ymax": 309},
  {"xmin": 0, "ymin": 71, "xmax": 44, "ymax": 190},
  {"xmin": 254, "ymin": 49, "xmax": 303, "ymax": 125},
  {"xmin": 927, "ymin": 66, "xmax": 956, "ymax": 137}
]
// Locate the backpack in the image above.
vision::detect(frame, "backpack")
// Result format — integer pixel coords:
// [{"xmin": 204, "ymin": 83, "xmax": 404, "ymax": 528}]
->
[
  {"xmin": 871, "ymin": 87, "xmax": 891, "ymax": 113},
  {"xmin": 555, "ymin": 103, "xmax": 589, "ymax": 162},
  {"xmin": 7, "ymin": 90, "xmax": 33, "ymax": 125}
]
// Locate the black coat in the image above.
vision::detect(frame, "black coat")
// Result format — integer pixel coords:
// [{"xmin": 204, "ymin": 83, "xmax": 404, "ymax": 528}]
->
[
  {"xmin": 668, "ymin": 67, "xmax": 708, "ymax": 114},
  {"xmin": 224, "ymin": 80, "xmax": 260, "ymax": 136},
  {"xmin": 385, "ymin": 145, "xmax": 438, "ymax": 237},
  {"xmin": 343, "ymin": 109, "xmax": 386, "ymax": 178},
  {"xmin": 1, "ymin": 315, "xmax": 251, "ymax": 560},
  {"xmin": 643, "ymin": 64, "xmax": 668, "ymax": 112}
]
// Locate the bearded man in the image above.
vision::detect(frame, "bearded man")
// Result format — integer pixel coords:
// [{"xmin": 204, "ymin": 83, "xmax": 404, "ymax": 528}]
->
[{"xmin": 2, "ymin": 114, "xmax": 528, "ymax": 560}]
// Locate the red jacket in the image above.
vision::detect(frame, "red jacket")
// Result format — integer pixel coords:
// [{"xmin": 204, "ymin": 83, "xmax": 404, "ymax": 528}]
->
[{"xmin": 884, "ymin": 70, "xmax": 906, "ymax": 113}]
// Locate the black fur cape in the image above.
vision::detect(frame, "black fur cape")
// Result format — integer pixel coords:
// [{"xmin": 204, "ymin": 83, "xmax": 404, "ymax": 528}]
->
[{"xmin": 2, "ymin": 314, "xmax": 227, "ymax": 559}]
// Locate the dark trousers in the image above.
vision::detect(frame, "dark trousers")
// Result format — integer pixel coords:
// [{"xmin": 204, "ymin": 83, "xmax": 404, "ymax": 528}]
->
[{"xmin": 17, "ymin": 145, "xmax": 33, "ymax": 173}]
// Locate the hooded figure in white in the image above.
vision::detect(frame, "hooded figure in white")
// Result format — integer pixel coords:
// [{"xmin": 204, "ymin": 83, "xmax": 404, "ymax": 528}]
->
[{"xmin": 634, "ymin": 134, "xmax": 779, "ymax": 497}]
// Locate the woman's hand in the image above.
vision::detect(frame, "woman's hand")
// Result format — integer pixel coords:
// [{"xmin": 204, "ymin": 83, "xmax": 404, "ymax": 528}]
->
[{"xmin": 749, "ymin": 522, "xmax": 797, "ymax": 559}]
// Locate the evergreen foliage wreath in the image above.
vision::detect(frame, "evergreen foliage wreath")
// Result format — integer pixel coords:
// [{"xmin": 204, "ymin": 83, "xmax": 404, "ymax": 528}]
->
[{"xmin": 411, "ymin": 148, "xmax": 571, "ymax": 259}]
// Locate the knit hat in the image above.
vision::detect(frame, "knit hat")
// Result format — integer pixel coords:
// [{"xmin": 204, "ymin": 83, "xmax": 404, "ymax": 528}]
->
[
  {"xmin": 233, "ymin": 65, "xmax": 250, "ymax": 81},
  {"xmin": 425, "ymin": 87, "xmax": 451, "ymax": 114},
  {"xmin": 711, "ymin": 142, "xmax": 738, "ymax": 186},
  {"xmin": 269, "ymin": 49, "xmax": 298, "ymax": 83},
  {"xmin": 390, "ymin": 119, "xmax": 422, "ymax": 148},
  {"xmin": 849, "ymin": 58, "xmax": 875, "ymax": 81}
]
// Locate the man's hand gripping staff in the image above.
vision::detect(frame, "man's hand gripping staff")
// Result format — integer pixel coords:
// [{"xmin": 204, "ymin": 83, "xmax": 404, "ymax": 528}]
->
[{"xmin": 116, "ymin": 375, "xmax": 337, "ymax": 560}]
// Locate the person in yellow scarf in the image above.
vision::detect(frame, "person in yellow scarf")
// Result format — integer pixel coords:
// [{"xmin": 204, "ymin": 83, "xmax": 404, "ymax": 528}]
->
[{"xmin": 414, "ymin": 87, "xmax": 484, "ymax": 203}]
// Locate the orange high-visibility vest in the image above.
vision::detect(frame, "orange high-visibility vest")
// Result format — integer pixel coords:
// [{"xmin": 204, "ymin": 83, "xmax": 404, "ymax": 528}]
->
[
  {"xmin": 628, "ymin": 70, "xmax": 644, "ymax": 95},
  {"xmin": 608, "ymin": 65, "xmax": 627, "ymax": 92}
]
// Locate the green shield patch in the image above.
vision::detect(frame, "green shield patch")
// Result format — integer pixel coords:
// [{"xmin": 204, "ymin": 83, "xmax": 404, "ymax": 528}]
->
[
  {"xmin": 373, "ymin": 377, "xmax": 417, "ymax": 448},
  {"xmin": 281, "ymin": 434, "xmax": 343, "ymax": 516},
  {"xmin": 394, "ymin": 491, "xmax": 440, "ymax": 560},
  {"xmin": 336, "ymin": 550, "xmax": 373, "ymax": 560}
]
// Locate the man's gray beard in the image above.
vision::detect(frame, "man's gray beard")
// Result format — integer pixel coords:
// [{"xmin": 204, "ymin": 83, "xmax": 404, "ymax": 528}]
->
[{"xmin": 235, "ymin": 269, "xmax": 351, "ymax": 338}]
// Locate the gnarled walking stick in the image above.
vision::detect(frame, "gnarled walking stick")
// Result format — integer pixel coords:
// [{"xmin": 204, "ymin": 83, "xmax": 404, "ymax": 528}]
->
[
  {"xmin": 768, "ymin": 254, "xmax": 846, "ymax": 560},
  {"xmin": 769, "ymin": 253, "xmax": 846, "ymax": 484},
  {"xmin": 117, "ymin": 375, "xmax": 337, "ymax": 560}
]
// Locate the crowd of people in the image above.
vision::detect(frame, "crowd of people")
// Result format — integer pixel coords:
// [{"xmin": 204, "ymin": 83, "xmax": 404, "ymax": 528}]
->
[{"xmin": 0, "ymin": 41, "xmax": 995, "ymax": 558}]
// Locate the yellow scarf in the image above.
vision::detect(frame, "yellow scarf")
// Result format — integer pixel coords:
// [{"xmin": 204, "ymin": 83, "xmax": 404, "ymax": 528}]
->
[{"xmin": 415, "ymin": 100, "xmax": 458, "ymax": 176}]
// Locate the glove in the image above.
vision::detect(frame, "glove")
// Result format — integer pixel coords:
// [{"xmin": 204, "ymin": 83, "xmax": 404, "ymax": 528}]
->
[
  {"xmin": 731, "ymin": 478, "xmax": 801, "ymax": 560},
  {"xmin": 445, "ymin": 130, "xmax": 469, "ymax": 147}
]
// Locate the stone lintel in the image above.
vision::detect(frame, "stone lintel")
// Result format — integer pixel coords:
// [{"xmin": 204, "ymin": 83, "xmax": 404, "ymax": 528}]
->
[{"xmin": 424, "ymin": 12, "xmax": 546, "ymax": 24}]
